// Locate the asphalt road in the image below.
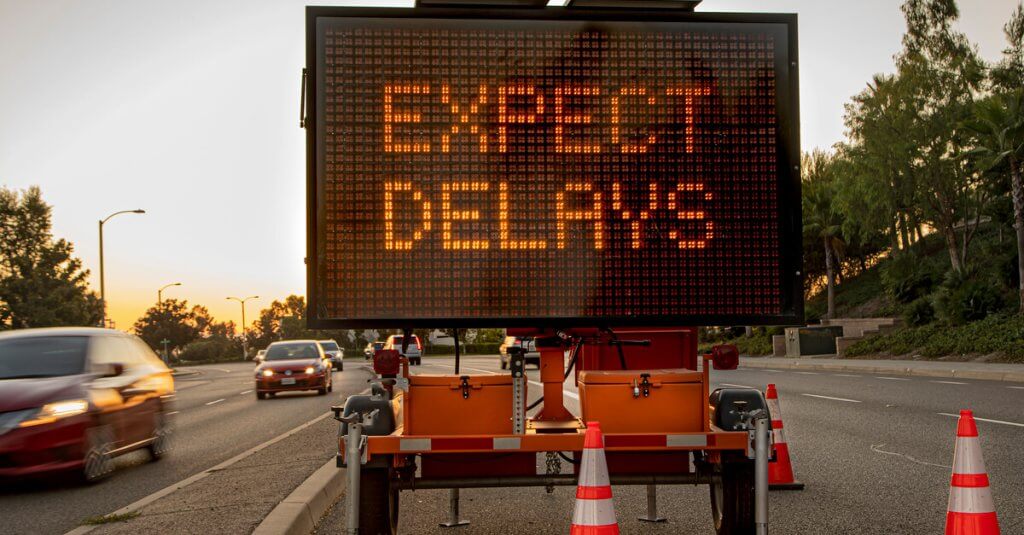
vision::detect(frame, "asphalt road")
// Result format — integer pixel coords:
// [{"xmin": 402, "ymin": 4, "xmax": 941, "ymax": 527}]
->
[
  {"xmin": 317, "ymin": 356, "xmax": 1024, "ymax": 534},
  {"xmin": 0, "ymin": 360, "xmax": 369, "ymax": 535}
]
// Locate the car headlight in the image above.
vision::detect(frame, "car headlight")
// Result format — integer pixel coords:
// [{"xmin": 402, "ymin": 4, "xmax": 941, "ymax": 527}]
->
[
  {"xmin": 305, "ymin": 366, "xmax": 316, "ymax": 375},
  {"xmin": 18, "ymin": 399, "xmax": 89, "ymax": 428},
  {"xmin": 262, "ymin": 369, "xmax": 274, "ymax": 377}
]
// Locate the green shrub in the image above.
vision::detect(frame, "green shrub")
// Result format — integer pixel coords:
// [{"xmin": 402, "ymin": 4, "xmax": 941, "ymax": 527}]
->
[
  {"xmin": 933, "ymin": 268, "xmax": 1005, "ymax": 325},
  {"xmin": 903, "ymin": 297, "xmax": 935, "ymax": 326},
  {"xmin": 178, "ymin": 337, "xmax": 243, "ymax": 363},
  {"xmin": 845, "ymin": 314, "xmax": 1024, "ymax": 362},
  {"xmin": 880, "ymin": 253, "xmax": 934, "ymax": 303}
]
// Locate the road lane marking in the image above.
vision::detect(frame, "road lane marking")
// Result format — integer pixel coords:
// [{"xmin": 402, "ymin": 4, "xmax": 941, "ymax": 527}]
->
[
  {"xmin": 1008, "ymin": 386, "xmax": 1024, "ymax": 390},
  {"xmin": 931, "ymin": 380, "xmax": 967, "ymax": 385},
  {"xmin": 64, "ymin": 384, "xmax": 374, "ymax": 535},
  {"xmin": 877, "ymin": 377, "xmax": 910, "ymax": 381},
  {"xmin": 802, "ymin": 393, "xmax": 861, "ymax": 403},
  {"xmin": 794, "ymin": 371, "xmax": 819, "ymax": 375},
  {"xmin": 834, "ymin": 374, "xmax": 859, "ymax": 377},
  {"xmin": 870, "ymin": 443, "xmax": 950, "ymax": 469},
  {"xmin": 938, "ymin": 413, "xmax": 1024, "ymax": 428},
  {"xmin": 720, "ymin": 383, "xmax": 754, "ymax": 389},
  {"xmin": 206, "ymin": 398, "xmax": 225, "ymax": 406},
  {"xmin": 166, "ymin": 411, "xmax": 179, "ymax": 416},
  {"xmin": 239, "ymin": 390, "xmax": 253, "ymax": 395},
  {"xmin": 762, "ymin": 369, "xmax": 783, "ymax": 373}
]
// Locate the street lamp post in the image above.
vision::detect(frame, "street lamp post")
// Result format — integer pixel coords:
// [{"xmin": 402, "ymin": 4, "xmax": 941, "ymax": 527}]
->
[
  {"xmin": 158, "ymin": 282, "xmax": 182, "ymax": 304},
  {"xmin": 99, "ymin": 209, "xmax": 145, "ymax": 327},
  {"xmin": 227, "ymin": 295, "xmax": 259, "ymax": 360}
]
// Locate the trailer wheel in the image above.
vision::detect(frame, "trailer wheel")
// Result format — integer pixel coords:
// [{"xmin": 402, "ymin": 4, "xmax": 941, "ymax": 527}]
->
[
  {"xmin": 359, "ymin": 468, "xmax": 399, "ymax": 535},
  {"xmin": 709, "ymin": 457, "xmax": 755, "ymax": 535}
]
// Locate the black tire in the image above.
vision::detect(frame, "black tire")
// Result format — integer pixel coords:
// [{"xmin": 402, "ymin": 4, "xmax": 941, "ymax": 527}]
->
[
  {"xmin": 359, "ymin": 468, "xmax": 399, "ymax": 535},
  {"xmin": 257, "ymin": 392, "xmax": 267, "ymax": 400},
  {"xmin": 147, "ymin": 411, "xmax": 172, "ymax": 461},
  {"xmin": 81, "ymin": 425, "xmax": 116, "ymax": 483},
  {"xmin": 709, "ymin": 457, "xmax": 755, "ymax": 535},
  {"xmin": 328, "ymin": 379, "xmax": 334, "ymax": 393},
  {"xmin": 500, "ymin": 358, "xmax": 507, "ymax": 370},
  {"xmin": 318, "ymin": 385, "xmax": 328, "ymax": 395}
]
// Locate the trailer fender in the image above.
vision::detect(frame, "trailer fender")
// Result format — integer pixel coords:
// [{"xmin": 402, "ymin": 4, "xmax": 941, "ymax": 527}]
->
[
  {"xmin": 338, "ymin": 394, "xmax": 395, "ymax": 468},
  {"xmin": 708, "ymin": 388, "xmax": 771, "ymax": 432}
]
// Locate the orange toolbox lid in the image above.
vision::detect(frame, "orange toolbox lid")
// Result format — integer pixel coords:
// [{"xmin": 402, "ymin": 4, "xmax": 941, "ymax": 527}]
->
[
  {"xmin": 579, "ymin": 369, "xmax": 703, "ymax": 384},
  {"xmin": 409, "ymin": 374, "xmax": 513, "ymax": 387}
]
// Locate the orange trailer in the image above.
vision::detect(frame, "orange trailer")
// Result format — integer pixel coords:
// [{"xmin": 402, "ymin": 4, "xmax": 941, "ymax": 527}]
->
[{"xmin": 305, "ymin": 3, "xmax": 801, "ymax": 533}]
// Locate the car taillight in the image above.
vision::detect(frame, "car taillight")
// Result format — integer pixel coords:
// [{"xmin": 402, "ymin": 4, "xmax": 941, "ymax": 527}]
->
[{"xmin": 415, "ymin": 338, "xmax": 422, "ymax": 350}]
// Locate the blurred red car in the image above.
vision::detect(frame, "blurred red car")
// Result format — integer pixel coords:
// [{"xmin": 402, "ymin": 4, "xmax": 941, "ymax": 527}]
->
[
  {"xmin": 0, "ymin": 328, "xmax": 175, "ymax": 482},
  {"xmin": 254, "ymin": 340, "xmax": 332, "ymax": 399}
]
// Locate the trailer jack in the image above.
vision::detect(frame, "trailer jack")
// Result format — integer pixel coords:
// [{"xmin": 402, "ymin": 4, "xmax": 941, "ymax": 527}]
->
[{"xmin": 340, "ymin": 409, "xmax": 376, "ymax": 534}]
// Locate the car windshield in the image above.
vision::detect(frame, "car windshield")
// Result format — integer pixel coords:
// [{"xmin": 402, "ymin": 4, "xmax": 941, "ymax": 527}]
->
[
  {"xmin": 265, "ymin": 343, "xmax": 319, "ymax": 361},
  {"xmin": 319, "ymin": 341, "xmax": 339, "ymax": 351},
  {"xmin": 373, "ymin": 342, "xmax": 384, "ymax": 349},
  {"xmin": 0, "ymin": 336, "xmax": 88, "ymax": 379}
]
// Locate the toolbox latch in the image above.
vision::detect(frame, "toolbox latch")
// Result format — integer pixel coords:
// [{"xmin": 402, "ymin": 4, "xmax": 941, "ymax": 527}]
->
[
  {"xmin": 639, "ymin": 373, "xmax": 652, "ymax": 398},
  {"xmin": 460, "ymin": 375, "xmax": 470, "ymax": 399}
]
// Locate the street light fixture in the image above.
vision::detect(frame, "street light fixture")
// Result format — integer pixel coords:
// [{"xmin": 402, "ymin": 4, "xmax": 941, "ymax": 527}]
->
[
  {"xmin": 227, "ymin": 295, "xmax": 259, "ymax": 360},
  {"xmin": 158, "ymin": 282, "xmax": 182, "ymax": 304},
  {"xmin": 99, "ymin": 209, "xmax": 145, "ymax": 327}
]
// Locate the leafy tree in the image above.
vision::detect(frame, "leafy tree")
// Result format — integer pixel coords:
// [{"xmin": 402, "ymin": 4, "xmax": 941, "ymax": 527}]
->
[
  {"xmin": 803, "ymin": 150, "xmax": 846, "ymax": 319},
  {"xmin": 895, "ymin": 0, "xmax": 987, "ymax": 273},
  {"xmin": 991, "ymin": 3, "xmax": 1024, "ymax": 91},
  {"xmin": 965, "ymin": 89, "xmax": 1024, "ymax": 313},
  {"xmin": 0, "ymin": 186, "xmax": 102, "ymax": 329},
  {"xmin": 133, "ymin": 299, "xmax": 201, "ymax": 352}
]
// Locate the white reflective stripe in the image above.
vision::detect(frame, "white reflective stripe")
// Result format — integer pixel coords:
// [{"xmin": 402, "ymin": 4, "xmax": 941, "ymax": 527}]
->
[
  {"xmin": 768, "ymin": 397, "xmax": 781, "ymax": 418},
  {"xmin": 578, "ymin": 448, "xmax": 610, "ymax": 487},
  {"xmin": 400, "ymin": 438, "xmax": 431, "ymax": 452},
  {"xmin": 772, "ymin": 428, "xmax": 786, "ymax": 444},
  {"xmin": 667, "ymin": 434, "xmax": 707, "ymax": 447},
  {"xmin": 572, "ymin": 497, "xmax": 617, "ymax": 526},
  {"xmin": 493, "ymin": 437, "xmax": 521, "ymax": 450},
  {"xmin": 948, "ymin": 485, "xmax": 996, "ymax": 513},
  {"xmin": 952, "ymin": 436, "xmax": 987, "ymax": 475}
]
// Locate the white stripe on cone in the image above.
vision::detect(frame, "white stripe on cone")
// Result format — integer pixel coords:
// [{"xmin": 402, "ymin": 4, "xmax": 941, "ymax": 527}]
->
[
  {"xmin": 948, "ymin": 486, "xmax": 997, "ymax": 514},
  {"xmin": 952, "ymin": 436, "xmax": 987, "ymax": 475},
  {"xmin": 572, "ymin": 497, "xmax": 617, "ymax": 526},
  {"xmin": 578, "ymin": 448, "xmax": 610, "ymax": 488}
]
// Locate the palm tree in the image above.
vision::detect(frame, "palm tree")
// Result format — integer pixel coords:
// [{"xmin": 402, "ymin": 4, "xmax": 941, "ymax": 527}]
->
[
  {"xmin": 965, "ymin": 89, "xmax": 1024, "ymax": 314},
  {"xmin": 803, "ymin": 151, "xmax": 847, "ymax": 320}
]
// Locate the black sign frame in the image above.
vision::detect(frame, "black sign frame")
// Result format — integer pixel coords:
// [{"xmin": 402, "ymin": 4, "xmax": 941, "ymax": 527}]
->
[{"xmin": 305, "ymin": 6, "xmax": 802, "ymax": 329}]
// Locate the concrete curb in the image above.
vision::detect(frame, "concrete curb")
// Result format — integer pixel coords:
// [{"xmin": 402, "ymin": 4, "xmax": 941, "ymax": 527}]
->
[
  {"xmin": 741, "ymin": 359, "xmax": 1024, "ymax": 383},
  {"xmin": 253, "ymin": 457, "xmax": 346, "ymax": 535}
]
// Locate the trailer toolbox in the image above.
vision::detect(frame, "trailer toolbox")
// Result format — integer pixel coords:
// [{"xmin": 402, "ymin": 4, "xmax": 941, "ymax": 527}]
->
[
  {"xmin": 578, "ymin": 369, "xmax": 705, "ymax": 434},
  {"xmin": 404, "ymin": 374, "xmax": 520, "ymax": 435}
]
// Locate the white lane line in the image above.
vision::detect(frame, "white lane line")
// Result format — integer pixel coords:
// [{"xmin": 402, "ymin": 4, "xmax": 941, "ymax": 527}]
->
[
  {"xmin": 63, "ymin": 389, "xmax": 364, "ymax": 535},
  {"xmin": 938, "ymin": 413, "xmax": 1024, "ymax": 428},
  {"xmin": 206, "ymin": 398, "xmax": 225, "ymax": 406},
  {"xmin": 1008, "ymin": 386, "xmax": 1024, "ymax": 390},
  {"xmin": 239, "ymin": 390, "xmax": 253, "ymax": 395},
  {"xmin": 802, "ymin": 393, "xmax": 862, "ymax": 403},
  {"xmin": 720, "ymin": 383, "xmax": 754, "ymax": 389},
  {"xmin": 794, "ymin": 371, "xmax": 819, "ymax": 375},
  {"xmin": 762, "ymin": 369, "xmax": 783, "ymax": 373},
  {"xmin": 931, "ymin": 380, "xmax": 967, "ymax": 385},
  {"xmin": 834, "ymin": 374, "xmax": 859, "ymax": 377},
  {"xmin": 878, "ymin": 377, "xmax": 910, "ymax": 381},
  {"xmin": 166, "ymin": 411, "xmax": 179, "ymax": 416}
]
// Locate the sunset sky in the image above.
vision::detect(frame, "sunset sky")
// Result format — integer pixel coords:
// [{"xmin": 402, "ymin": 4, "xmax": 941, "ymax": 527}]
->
[{"xmin": 1, "ymin": 0, "xmax": 1019, "ymax": 331}]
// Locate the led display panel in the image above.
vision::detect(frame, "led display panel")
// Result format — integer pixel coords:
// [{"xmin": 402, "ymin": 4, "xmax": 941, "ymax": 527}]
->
[{"xmin": 306, "ymin": 7, "xmax": 802, "ymax": 328}]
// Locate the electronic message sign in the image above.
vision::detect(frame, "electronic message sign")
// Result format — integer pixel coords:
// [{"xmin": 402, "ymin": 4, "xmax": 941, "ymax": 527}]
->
[{"xmin": 306, "ymin": 7, "xmax": 801, "ymax": 328}]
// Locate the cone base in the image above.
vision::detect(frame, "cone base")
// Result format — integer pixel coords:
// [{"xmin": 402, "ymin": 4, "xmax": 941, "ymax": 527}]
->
[
  {"xmin": 769, "ymin": 481, "xmax": 805, "ymax": 491},
  {"xmin": 945, "ymin": 511, "xmax": 999, "ymax": 535}
]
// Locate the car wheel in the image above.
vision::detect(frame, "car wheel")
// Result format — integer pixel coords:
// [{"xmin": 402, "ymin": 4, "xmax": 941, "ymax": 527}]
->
[
  {"xmin": 82, "ymin": 425, "xmax": 116, "ymax": 483},
  {"xmin": 318, "ymin": 385, "xmax": 328, "ymax": 395},
  {"xmin": 257, "ymin": 392, "xmax": 267, "ymax": 400},
  {"xmin": 500, "ymin": 358, "xmax": 507, "ymax": 370},
  {"xmin": 328, "ymin": 379, "xmax": 334, "ymax": 393},
  {"xmin": 147, "ymin": 412, "xmax": 172, "ymax": 461}
]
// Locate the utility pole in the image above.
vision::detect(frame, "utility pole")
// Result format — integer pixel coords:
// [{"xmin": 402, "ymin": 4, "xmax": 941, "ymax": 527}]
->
[
  {"xmin": 227, "ymin": 295, "xmax": 259, "ymax": 360},
  {"xmin": 98, "ymin": 209, "xmax": 145, "ymax": 327}
]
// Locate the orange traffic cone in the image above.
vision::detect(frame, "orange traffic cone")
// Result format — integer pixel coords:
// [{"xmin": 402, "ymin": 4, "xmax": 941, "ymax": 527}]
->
[
  {"xmin": 571, "ymin": 422, "xmax": 619, "ymax": 535},
  {"xmin": 946, "ymin": 410, "xmax": 1000, "ymax": 535},
  {"xmin": 766, "ymin": 384, "xmax": 804, "ymax": 490}
]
